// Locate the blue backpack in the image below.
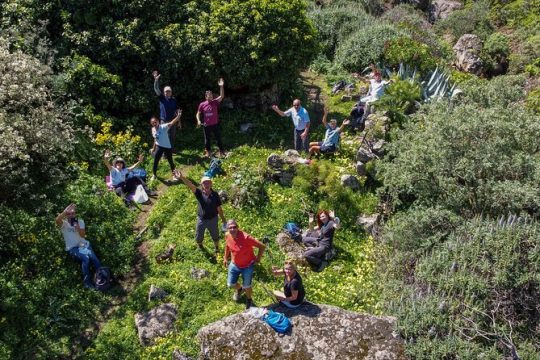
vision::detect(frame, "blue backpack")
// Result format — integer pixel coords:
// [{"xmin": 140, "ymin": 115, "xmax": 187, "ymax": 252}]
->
[
  {"xmin": 127, "ymin": 168, "xmax": 148, "ymax": 182},
  {"xmin": 204, "ymin": 158, "xmax": 223, "ymax": 178},
  {"xmin": 264, "ymin": 310, "xmax": 292, "ymax": 334},
  {"xmin": 284, "ymin": 222, "xmax": 302, "ymax": 242}
]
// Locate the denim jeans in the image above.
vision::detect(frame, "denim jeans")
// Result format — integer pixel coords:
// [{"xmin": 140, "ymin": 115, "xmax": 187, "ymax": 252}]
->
[
  {"xmin": 68, "ymin": 245, "xmax": 102, "ymax": 287},
  {"xmin": 227, "ymin": 262, "xmax": 254, "ymax": 289}
]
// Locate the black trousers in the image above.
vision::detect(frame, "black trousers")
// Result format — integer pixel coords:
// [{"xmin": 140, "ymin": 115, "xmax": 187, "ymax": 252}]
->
[
  {"xmin": 153, "ymin": 146, "xmax": 175, "ymax": 175},
  {"xmin": 203, "ymin": 123, "xmax": 224, "ymax": 152}
]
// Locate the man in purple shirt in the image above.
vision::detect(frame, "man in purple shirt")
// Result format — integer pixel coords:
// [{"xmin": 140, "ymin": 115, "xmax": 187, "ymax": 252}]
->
[
  {"xmin": 153, "ymin": 71, "xmax": 180, "ymax": 152},
  {"xmin": 196, "ymin": 78, "xmax": 225, "ymax": 158}
]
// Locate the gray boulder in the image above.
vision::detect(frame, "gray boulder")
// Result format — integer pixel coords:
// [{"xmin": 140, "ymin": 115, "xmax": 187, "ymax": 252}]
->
[
  {"xmin": 371, "ymin": 139, "xmax": 386, "ymax": 157},
  {"xmin": 148, "ymin": 284, "xmax": 168, "ymax": 302},
  {"xmin": 267, "ymin": 153, "xmax": 284, "ymax": 168},
  {"xmin": 191, "ymin": 267, "xmax": 210, "ymax": 281},
  {"xmin": 356, "ymin": 161, "xmax": 367, "ymax": 177},
  {"xmin": 357, "ymin": 214, "xmax": 381, "ymax": 236},
  {"xmin": 429, "ymin": 0, "xmax": 463, "ymax": 21},
  {"xmin": 198, "ymin": 303, "xmax": 405, "ymax": 360},
  {"xmin": 341, "ymin": 175, "xmax": 360, "ymax": 191},
  {"xmin": 453, "ymin": 34, "xmax": 484, "ymax": 75},
  {"xmin": 134, "ymin": 303, "xmax": 177, "ymax": 346},
  {"xmin": 275, "ymin": 232, "xmax": 308, "ymax": 266},
  {"xmin": 356, "ymin": 147, "xmax": 376, "ymax": 163},
  {"xmin": 218, "ymin": 190, "xmax": 228, "ymax": 203},
  {"xmin": 172, "ymin": 349, "xmax": 193, "ymax": 360}
]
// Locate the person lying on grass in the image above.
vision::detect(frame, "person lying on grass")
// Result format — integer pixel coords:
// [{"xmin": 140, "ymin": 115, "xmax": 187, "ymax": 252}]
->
[
  {"xmin": 271, "ymin": 260, "xmax": 305, "ymax": 308},
  {"xmin": 103, "ymin": 150, "xmax": 156, "ymax": 203},
  {"xmin": 55, "ymin": 203, "xmax": 101, "ymax": 289},
  {"xmin": 223, "ymin": 219, "xmax": 266, "ymax": 309},
  {"xmin": 302, "ymin": 210, "xmax": 340, "ymax": 272},
  {"xmin": 308, "ymin": 105, "xmax": 349, "ymax": 159}
]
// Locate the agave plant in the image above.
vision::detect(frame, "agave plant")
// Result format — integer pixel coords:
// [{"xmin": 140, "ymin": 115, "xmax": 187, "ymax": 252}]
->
[{"xmin": 421, "ymin": 67, "xmax": 461, "ymax": 101}]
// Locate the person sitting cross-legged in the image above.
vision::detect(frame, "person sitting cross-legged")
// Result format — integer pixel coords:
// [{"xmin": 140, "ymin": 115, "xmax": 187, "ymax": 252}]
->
[
  {"xmin": 308, "ymin": 105, "xmax": 349, "ymax": 158},
  {"xmin": 271, "ymin": 260, "xmax": 305, "ymax": 308}
]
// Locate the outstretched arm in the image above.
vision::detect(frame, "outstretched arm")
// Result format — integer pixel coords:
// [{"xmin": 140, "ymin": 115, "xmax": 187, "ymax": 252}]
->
[
  {"xmin": 153, "ymin": 71, "xmax": 161, "ymax": 96},
  {"xmin": 56, "ymin": 203, "xmax": 74, "ymax": 227},
  {"xmin": 216, "ymin": 78, "xmax": 225, "ymax": 103},
  {"xmin": 338, "ymin": 119, "xmax": 350, "ymax": 133},
  {"xmin": 271, "ymin": 104, "xmax": 286, "ymax": 117},
  {"xmin": 128, "ymin": 154, "xmax": 144, "ymax": 171},
  {"xmin": 167, "ymin": 109, "xmax": 182, "ymax": 128},
  {"xmin": 103, "ymin": 150, "xmax": 112, "ymax": 171},
  {"xmin": 322, "ymin": 105, "xmax": 329, "ymax": 127},
  {"xmin": 174, "ymin": 169, "xmax": 197, "ymax": 193}
]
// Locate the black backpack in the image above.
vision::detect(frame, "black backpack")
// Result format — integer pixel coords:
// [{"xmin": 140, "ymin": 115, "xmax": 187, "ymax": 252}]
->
[
  {"xmin": 350, "ymin": 106, "xmax": 365, "ymax": 132},
  {"xmin": 94, "ymin": 266, "xmax": 112, "ymax": 291}
]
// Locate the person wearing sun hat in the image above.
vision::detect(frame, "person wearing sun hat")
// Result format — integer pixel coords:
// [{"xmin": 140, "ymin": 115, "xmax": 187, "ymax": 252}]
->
[{"xmin": 174, "ymin": 169, "xmax": 226, "ymax": 254}]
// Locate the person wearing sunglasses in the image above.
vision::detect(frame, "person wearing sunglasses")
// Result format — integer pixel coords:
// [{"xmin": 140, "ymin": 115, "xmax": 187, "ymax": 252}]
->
[
  {"xmin": 271, "ymin": 99, "xmax": 310, "ymax": 152},
  {"xmin": 223, "ymin": 219, "xmax": 266, "ymax": 309}
]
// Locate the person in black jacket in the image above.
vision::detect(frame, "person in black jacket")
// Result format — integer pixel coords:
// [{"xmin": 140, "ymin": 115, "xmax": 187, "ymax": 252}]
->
[
  {"xmin": 272, "ymin": 261, "xmax": 305, "ymax": 308},
  {"xmin": 302, "ymin": 210, "xmax": 340, "ymax": 271}
]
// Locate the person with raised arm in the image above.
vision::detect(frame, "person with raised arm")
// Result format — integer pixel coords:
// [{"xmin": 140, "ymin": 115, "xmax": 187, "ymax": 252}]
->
[
  {"xmin": 196, "ymin": 78, "xmax": 226, "ymax": 158},
  {"xmin": 308, "ymin": 105, "xmax": 350, "ymax": 158},
  {"xmin": 153, "ymin": 70, "xmax": 180, "ymax": 151},
  {"xmin": 174, "ymin": 169, "xmax": 226, "ymax": 254},
  {"xmin": 149, "ymin": 109, "xmax": 182, "ymax": 181},
  {"xmin": 55, "ymin": 204, "xmax": 101, "ymax": 289},
  {"xmin": 223, "ymin": 219, "xmax": 266, "ymax": 309},
  {"xmin": 302, "ymin": 210, "xmax": 340, "ymax": 272},
  {"xmin": 103, "ymin": 150, "xmax": 156, "ymax": 200},
  {"xmin": 271, "ymin": 99, "xmax": 310, "ymax": 152}
]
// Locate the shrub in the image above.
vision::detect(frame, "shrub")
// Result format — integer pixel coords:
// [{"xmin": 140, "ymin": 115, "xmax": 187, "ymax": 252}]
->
[
  {"xmin": 526, "ymin": 86, "xmax": 540, "ymax": 113},
  {"xmin": 335, "ymin": 24, "xmax": 404, "ymax": 72},
  {"xmin": 383, "ymin": 37, "xmax": 437, "ymax": 72},
  {"xmin": 94, "ymin": 121, "xmax": 147, "ymax": 166},
  {"xmin": 308, "ymin": 2, "xmax": 375, "ymax": 58},
  {"xmin": 0, "ymin": 39, "xmax": 76, "ymax": 206},
  {"xmin": 376, "ymin": 78, "xmax": 422, "ymax": 125},
  {"xmin": 435, "ymin": 0, "xmax": 494, "ymax": 42},
  {"xmin": 230, "ymin": 167, "xmax": 268, "ymax": 209},
  {"xmin": 481, "ymin": 32, "xmax": 510, "ymax": 75}
]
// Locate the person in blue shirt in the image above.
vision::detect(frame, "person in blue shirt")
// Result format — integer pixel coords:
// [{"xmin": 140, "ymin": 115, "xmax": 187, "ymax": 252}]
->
[
  {"xmin": 149, "ymin": 110, "xmax": 182, "ymax": 181},
  {"xmin": 271, "ymin": 99, "xmax": 310, "ymax": 152},
  {"xmin": 308, "ymin": 106, "xmax": 349, "ymax": 158},
  {"xmin": 153, "ymin": 70, "xmax": 180, "ymax": 152}
]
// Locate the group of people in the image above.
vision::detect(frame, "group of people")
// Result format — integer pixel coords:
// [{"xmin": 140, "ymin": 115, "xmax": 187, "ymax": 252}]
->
[{"xmin": 57, "ymin": 69, "xmax": 385, "ymax": 302}]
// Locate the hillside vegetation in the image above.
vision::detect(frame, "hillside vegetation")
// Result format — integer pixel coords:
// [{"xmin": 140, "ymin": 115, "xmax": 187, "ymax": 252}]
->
[{"xmin": 0, "ymin": 0, "xmax": 539, "ymax": 359}]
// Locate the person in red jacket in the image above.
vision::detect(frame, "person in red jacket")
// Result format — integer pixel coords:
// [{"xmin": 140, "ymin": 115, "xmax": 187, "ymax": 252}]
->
[{"xmin": 223, "ymin": 219, "xmax": 265, "ymax": 309}]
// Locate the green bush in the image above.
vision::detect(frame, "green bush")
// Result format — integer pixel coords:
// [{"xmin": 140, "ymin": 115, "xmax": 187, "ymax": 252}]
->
[
  {"xmin": 334, "ymin": 24, "xmax": 404, "ymax": 72},
  {"xmin": 376, "ymin": 78, "xmax": 422, "ymax": 125},
  {"xmin": 383, "ymin": 37, "xmax": 437, "ymax": 72},
  {"xmin": 229, "ymin": 166, "xmax": 268, "ymax": 209},
  {"xmin": 481, "ymin": 32, "xmax": 510, "ymax": 75},
  {"xmin": 308, "ymin": 2, "xmax": 375, "ymax": 58},
  {"xmin": 435, "ymin": 0, "xmax": 494, "ymax": 42},
  {"xmin": 526, "ymin": 86, "xmax": 540, "ymax": 113}
]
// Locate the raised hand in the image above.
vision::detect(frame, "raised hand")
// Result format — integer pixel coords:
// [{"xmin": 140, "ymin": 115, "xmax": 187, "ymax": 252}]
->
[
  {"xmin": 271, "ymin": 104, "xmax": 278, "ymax": 111},
  {"xmin": 152, "ymin": 70, "xmax": 160, "ymax": 80},
  {"xmin": 104, "ymin": 149, "xmax": 111, "ymax": 158},
  {"xmin": 173, "ymin": 169, "xmax": 183, "ymax": 179},
  {"xmin": 63, "ymin": 203, "xmax": 75, "ymax": 215},
  {"xmin": 218, "ymin": 78, "xmax": 224, "ymax": 87},
  {"xmin": 329, "ymin": 210, "xmax": 335, "ymax": 218},
  {"xmin": 137, "ymin": 154, "xmax": 144, "ymax": 162},
  {"xmin": 343, "ymin": 119, "xmax": 350, "ymax": 126}
]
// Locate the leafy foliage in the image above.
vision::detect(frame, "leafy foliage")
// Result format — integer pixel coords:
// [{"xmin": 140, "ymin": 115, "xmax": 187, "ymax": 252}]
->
[
  {"xmin": 334, "ymin": 24, "xmax": 404, "ymax": 72},
  {"xmin": 376, "ymin": 78, "xmax": 422, "ymax": 125},
  {"xmin": 435, "ymin": 0, "xmax": 494, "ymax": 42},
  {"xmin": 383, "ymin": 37, "xmax": 437, "ymax": 72}
]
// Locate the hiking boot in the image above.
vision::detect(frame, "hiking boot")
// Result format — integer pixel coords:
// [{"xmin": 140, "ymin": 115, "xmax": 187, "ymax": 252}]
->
[
  {"xmin": 213, "ymin": 242, "xmax": 220, "ymax": 255},
  {"xmin": 245, "ymin": 298, "xmax": 253, "ymax": 309},
  {"xmin": 197, "ymin": 243, "xmax": 204, "ymax": 251},
  {"xmin": 148, "ymin": 190, "xmax": 158, "ymax": 197},
  {"xmin": 233, "ymin": 288, "xmax": 243, "ymax": 301}
]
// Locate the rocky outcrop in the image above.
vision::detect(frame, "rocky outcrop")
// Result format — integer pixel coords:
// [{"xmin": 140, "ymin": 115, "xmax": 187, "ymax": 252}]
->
[
  {"xmin": 198, "ymin": 303, "xmax": 405, "ymax": 360},
  {"xmin": 357, "ymin": 214, "xmax": 381, "ymax": 237},
  {"xmin": 356, "ymin": 161, "xmax": 367, "ymax": 177},
  {"xmin": 275, "ymin": 232, "xmax": 308, "ymax": 266},
  {"xmin": 341, "ymin": 174, "xmax": 360, "ymax": 190},
  {"xmin": 191, "ymin": 267, "xmax": 210, "ymax": 281},
  {"xmin": 135, "ymin": 303, "xmax": 177, "ymax": 346},
  {"xmin": 267, "ymin": 151, "xmax": 309, "ymax": 186},
  {"xmin": 453, "ymin": 34, "xmax": 484, "ymax": 75},
  {"xmin": 429, "ymin": 0, "xmax": 463, "ymax": 22},
  {"xmin": 148, "ymin": 284, "xmax": 168, "ymax": 302},
  {"xmin": 172, "ymin": 349, "xmax": 194, "ymax": 360}
]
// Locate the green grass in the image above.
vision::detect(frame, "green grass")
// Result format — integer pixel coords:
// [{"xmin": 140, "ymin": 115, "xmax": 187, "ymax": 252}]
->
[{"xmin": 87, "ymin": 84, "xmax": 381, "ymax": 359}]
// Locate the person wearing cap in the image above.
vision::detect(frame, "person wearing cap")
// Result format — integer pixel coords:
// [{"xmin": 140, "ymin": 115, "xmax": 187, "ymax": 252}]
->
[
  {"xmin": 153, "ymin": 70, "xmax": 180, "ymax": 151},
  {"xmin": 271, "ymin": 99, "xmax": 310, "ymax": 152},
  {"xmin": 308, "ymin": 105, "xmax": 350, "ymax": 158},
  {"xmin": 103, "ymin": 150, "xmax": 156, "ymax": 201},
  {"xmin": 55, "ymin": 203, "xmax": 102, "ymax": 289},
  {"xmin": 196, "ymin": 78, "xmax": 225, "ymax": 158},
  {"xmin": 150, "ymin": 110, "xmax": 182, "ymax": 181},
  {"xmin": 223, "ymin": 219, "xmax": 266, "ymax": 309},
  {"xmin": 174, "ymin": 169, "xmax": 226, "ymax": 254}
]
